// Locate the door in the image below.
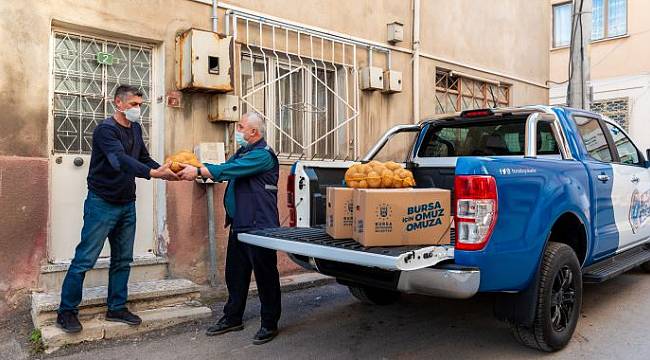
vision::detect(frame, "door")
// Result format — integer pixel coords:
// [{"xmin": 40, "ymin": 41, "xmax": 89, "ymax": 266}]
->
[
  {"xmin": 602, "ymin": 120, "xmax": 650, "ymax": 251},
  {"xmin": 50, "ymin": 31, "xmax": 156, "ymax": 262},
  {"xmin": 573, "ymin": 115, "xmax": 619, "ymax": 261}
]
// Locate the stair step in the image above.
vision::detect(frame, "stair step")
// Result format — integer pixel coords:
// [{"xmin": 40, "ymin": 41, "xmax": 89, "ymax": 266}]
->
[
  {"xmin": 38, "ymin": 256, "xmax": 168, "ymax": 291},
  {"xmin": 583, "ymin": 245, "xmax": 650, "ymax": 284},
  {"xmin": 41, "ymin": 303, "xmax": 212, "ymax": 353},
  {"xmin": 32, "ymin": 279, "xmax": 201, "ymax": 328}
]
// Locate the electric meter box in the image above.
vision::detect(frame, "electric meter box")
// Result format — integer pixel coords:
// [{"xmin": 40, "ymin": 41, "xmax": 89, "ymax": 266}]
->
[
  {"xmin": 383, "ymin": 70, "xmax": 403, "ymax": 93},
  {"xmin": 208, "ymin": 94, "xmax": 240, "ymax": 122},
  {"xmin": 176, "ymin": 29, "xmax": 234, "ymax": 93},
  {"xmin": 387, "ymin": 21, "xmax": 404, "ymax": 44},
  {"xmin": 360, "ymin": 66, "xmax": 384, "ymax": 91}
]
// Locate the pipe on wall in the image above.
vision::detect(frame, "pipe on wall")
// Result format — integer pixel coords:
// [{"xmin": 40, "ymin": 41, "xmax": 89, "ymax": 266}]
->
[{"xmin": 412, "ymin": 0, "xmax": 421, "ymax": 124}]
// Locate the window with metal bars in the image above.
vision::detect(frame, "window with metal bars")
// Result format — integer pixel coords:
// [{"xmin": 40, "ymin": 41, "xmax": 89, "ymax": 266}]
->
[
  {"xmin": 434, "ymin": 69, "xmax": 510, "ymax": 114},
  {"xmin": 52, "ymin": 31, "xmax": 153, "ymax": 154},
  {"xmin": 240, "ymin": 50, "xmax": 355, "ymax": 160}
]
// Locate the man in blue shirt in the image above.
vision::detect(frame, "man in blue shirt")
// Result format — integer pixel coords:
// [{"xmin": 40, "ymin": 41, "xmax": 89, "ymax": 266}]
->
[
  {"xmin": 179, "ymin": 112, "xmax": 281, "ymax": 345},
  {"xmin": 56, "ymin": 85, "xmax": 179, "ymax": 333}
]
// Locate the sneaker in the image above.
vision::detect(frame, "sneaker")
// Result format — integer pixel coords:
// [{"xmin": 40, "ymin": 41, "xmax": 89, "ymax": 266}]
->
[
  {"xmin": 205, "ymin": 318, "xmax": 244, "ymax": 336},
  {"xmin": 56, "ymin": 310, "xmax": 82, "ymax": 333},
  {"xmin": 252, "ymin": 327, "xmax": 278, "ymax": 345},
  {"xmin": 105, "ymin": 309, "xmax": 142, "ymax": 326}
]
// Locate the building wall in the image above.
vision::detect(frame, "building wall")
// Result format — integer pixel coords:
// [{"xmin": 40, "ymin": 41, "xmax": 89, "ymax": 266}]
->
[
  {"xmin": 550, "ymin": 0, "xmax": 650, "ymax": 83},
  {"xmin": 549, "ymin": 0, "xmax": 650, "ymax": 150},
  {"xmin": 0, "ymin": 0, "xmax": 550, "ymax": 317}
]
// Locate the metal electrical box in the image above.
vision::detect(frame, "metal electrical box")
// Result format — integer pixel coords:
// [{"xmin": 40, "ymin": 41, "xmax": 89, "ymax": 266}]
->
[
  {"xmin": 383, "ymin": 70, "xmax": 403, "ymax": 93},
  {"xmin": 208, "ymin": 94, "xmax": 240, "ymax": 122},
  {"xmin": 387, "ymin": 21, "xmax": 404, "ymax": 44},
  {"xmin": 360, "ymin": 66, "xmax": 384, "ymax": 91},
  {"xmin": 176, "ymin": 29, "xmax": 234, "ymax": 92}
]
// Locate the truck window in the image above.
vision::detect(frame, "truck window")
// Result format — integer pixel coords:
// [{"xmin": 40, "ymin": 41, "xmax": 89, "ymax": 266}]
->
[
  {"xmin": 417, "ymin": 119, "xmax": 559, "ymax": 157},
  {"xmin": 603, "ymin": 121, "xmax": 643, "ymax": 166},
  {"xmin": 574, "ymin": 116, "xmax": 613, "ymax": 162}
]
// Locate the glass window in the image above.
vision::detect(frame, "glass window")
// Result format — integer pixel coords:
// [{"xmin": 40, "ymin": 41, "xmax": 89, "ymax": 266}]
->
[
  {"xmin": 574, "ymin": 116, "xmax": 613, "ymax": 162},
  {"xmin": 554, "ymin": 3, "xmax": 572, "ymax": 47},
  {"xmin": 553, "ymin": 0, "xmax": 627, "ymax": 47},
  {"xmin": 418, "ymin": 119, "xmax": 558, "ymax": 157},
  {"xmin": 608, "ymin": 0, "xmax": 628, "ymax": 37},
  {"xmin": 604, "ymin": 121, "xmax": 642, "ymax": 165}
]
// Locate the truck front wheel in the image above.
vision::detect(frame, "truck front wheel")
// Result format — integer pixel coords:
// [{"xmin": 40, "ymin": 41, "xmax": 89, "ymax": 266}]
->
[
  {"xmin": 511, "ymin": 242, "xmax": 583, "ymax": 352},
  {"xmin": 348, "ymin": 285, "xmax": 400, "ymax": 305}
]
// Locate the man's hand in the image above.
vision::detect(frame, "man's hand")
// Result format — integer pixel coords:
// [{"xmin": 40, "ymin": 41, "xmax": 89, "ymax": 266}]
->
[
  {"xmin": 150, "ymin": 162, "xmax": 180, "ymax": 181},
  {"xmin": 177, "ymin": 163, "xmax": 200, "ymax": 181}
]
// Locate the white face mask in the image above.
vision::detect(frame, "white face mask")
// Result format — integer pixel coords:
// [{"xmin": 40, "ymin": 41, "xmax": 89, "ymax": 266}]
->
[{"xmin": 120, "ymin": 106, "xmax": 141, "ymax": 122}]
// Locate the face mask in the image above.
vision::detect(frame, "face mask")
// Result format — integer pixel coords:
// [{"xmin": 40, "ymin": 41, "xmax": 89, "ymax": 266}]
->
[
  {"xmin": 120, "ymin": 106, "xmax": 141, "ymax": 122},
  {"xmin": 235, "ymin": 131, "xmax": 248, "ymax": 147}
]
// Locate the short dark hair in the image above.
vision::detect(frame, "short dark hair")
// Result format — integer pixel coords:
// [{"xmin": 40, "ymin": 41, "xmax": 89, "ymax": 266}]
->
[{"xmin": 114, "ymin": 85, "xmax": 143, "ymax": 101}]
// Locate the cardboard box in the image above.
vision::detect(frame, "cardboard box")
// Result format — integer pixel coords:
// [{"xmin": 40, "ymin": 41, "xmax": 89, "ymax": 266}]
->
[
  {"xmin": 326, "ymin": 187, "xmax": 355, "ymax": 239},
  {"xmin": 353, "ymin": 188, "xmax": 451, "ymax": 247}
]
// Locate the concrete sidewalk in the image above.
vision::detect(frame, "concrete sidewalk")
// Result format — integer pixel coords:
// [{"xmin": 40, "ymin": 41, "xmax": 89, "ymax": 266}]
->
[{"xmin": 0, "ymin": 272, "xmax": 333, "ymax": 359}]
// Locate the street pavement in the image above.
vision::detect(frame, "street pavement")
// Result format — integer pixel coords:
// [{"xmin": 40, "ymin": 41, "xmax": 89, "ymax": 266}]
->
[{"xmin": 40, "ymin": 268, "xmax": 650, "ymax": 359}]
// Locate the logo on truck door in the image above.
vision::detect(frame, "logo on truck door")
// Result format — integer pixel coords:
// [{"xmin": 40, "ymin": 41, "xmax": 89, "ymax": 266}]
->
[{"xmin": 629, "ymin": 189, "xmax": 650, "ymax": 234}]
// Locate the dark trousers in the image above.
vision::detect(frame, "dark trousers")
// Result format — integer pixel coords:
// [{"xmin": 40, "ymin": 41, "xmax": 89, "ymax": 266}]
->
[
  {"xmin": 59, "ymin": 191, "xmax": 136, "ymax": 313},
  {"xmin": 223, "ymin": 230, "xmax": 281, "ymax": 329}
]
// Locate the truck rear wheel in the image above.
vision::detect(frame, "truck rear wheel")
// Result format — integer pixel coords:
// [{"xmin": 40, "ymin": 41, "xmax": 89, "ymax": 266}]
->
[
  {"xmin": 348, "ymin": 285, "xmax": 400, "ymax": 305},
  {"xmin": 511, "ymin": 242, "xmax": 582, "ymax": 352}
]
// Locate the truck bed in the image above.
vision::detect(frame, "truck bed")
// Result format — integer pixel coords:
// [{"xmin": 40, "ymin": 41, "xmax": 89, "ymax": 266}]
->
[{"xmin": 239, "ymin": 227, "xmax": 456, "ymax": 271}]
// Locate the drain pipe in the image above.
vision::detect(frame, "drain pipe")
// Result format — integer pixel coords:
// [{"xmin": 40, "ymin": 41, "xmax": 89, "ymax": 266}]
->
[
  {"xmin": 205, "ymin": 0, "xmax": 219, "ymax": 287},
  {"xmin": 412, "ymin": 0, "xmax": 421, "ymax": 124}
]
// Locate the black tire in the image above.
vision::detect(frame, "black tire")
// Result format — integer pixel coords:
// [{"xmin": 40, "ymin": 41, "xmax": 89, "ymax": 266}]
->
[
  {"xmin": 640, "ymin": 261, "xmax": 650, "ymax": 273},
  {"xmin": 511, "ymin": 242, "xmax": 583, "ymax": 352},
  {"xmin": 348, "ymin": 285, "xmax": 400, "ymax": 305}
]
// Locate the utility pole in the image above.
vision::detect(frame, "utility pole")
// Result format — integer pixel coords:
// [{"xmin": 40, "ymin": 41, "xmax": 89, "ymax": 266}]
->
[{"xmin": 567, "ymin": 0, "xmax": 592, "ymax": 110}]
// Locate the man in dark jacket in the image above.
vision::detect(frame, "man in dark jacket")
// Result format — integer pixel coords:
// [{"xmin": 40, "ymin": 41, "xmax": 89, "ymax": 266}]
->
[
  {"xmin": 56, "ymin": 85, "xmax": 178, "ymax": 333},
  {"xmin": 178, "ymin": 112, "xmax": 281, "ymax": 345}
]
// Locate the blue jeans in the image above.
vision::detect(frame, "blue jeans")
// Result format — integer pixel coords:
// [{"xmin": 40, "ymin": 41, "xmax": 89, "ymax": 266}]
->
[{"xmin": 59, "ymin": 191, "xmax": 136, "ymax": 313}]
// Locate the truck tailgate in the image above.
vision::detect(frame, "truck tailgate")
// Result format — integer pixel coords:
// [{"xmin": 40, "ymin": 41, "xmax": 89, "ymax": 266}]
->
[{"xmin": 238, "ymin": 227, "xmax": 455, "ymax": 271}]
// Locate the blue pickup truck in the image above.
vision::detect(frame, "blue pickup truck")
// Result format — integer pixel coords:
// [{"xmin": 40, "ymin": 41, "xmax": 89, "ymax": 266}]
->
[{"xmin": 239, "ymin": 105, "xmax": 650, "ymax": 351}]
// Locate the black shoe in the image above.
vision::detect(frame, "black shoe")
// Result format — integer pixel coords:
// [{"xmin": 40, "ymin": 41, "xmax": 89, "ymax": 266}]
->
[
  {"xmin": 205, "ymin": 319, "xmax": 244, "ymax": 336},
  {"xmin": 105, "ymin": 309, "xmax": 142, "ymax": 326},
  {"xmin": 253, "ymin": 327, "xmax": 278, "ymax": 345},
  {"xmin": 56, "ymin": 310, "xmax": 82, "ymax": 333}
]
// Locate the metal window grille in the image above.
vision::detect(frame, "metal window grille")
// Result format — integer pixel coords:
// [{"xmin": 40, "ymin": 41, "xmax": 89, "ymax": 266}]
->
[
  {"xmin": 52, "ymin": 31, "xmax": 153, "ymax": 154},
  {"xmin": 232, "ymin": 15, "xmax": 360, "ymax": 161},
  {"xmin": 434, "ymin": 69, "xmax": 510, "ymax": 114},
  {"xmin": 591, "ymin": 97, "xmax": 630, "ymax": 131}
]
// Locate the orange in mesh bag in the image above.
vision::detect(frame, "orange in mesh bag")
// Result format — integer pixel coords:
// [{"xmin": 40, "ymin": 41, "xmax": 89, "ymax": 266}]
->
[
  {"xmin": 165, "ymin": 150, "xmax": 203, "ymax": 173},
  {"xmin": 344, "ymin": 161, "xmax": 415, "ymax": 188}
]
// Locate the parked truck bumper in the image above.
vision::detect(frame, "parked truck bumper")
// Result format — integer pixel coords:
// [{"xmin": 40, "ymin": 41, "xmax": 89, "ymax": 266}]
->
[
  {"xmin": 288, "ymin": 254, "xmax": 480, "ymax": 299},
  {"xmin": 396, "ymin": 266, "xmax": 480, "ymax": 299}
]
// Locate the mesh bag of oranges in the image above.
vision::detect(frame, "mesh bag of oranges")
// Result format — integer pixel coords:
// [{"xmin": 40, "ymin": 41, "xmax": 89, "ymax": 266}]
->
[
  {"xmin": 165, "ymin": 150, "xmax": 203, "ymax": 173},
  {"xmin": 344, "ymin": 160, "xmax": 416, "ymax": 188}
]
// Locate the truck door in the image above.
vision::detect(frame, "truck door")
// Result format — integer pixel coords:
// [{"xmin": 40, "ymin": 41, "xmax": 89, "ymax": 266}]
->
[
  {"xmin": 602, "ymin": 120, "xmax": 650, "ymax": 251},
  {"xmin": 573, "ymin": 115, "xmax": 618, "ymax": 261}
]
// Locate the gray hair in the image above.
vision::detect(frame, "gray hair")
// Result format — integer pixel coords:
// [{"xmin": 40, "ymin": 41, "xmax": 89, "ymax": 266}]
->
[{"xmin": 244, "ymin": 111, "xmax": 266, "ymax": 136}]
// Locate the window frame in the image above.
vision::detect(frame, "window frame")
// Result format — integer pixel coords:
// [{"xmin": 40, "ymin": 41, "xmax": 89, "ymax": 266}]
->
[
  {"xmin": 600, "ymin": 117, "xmax": 646, "ymax": 167},
  {"xmin": 553, "ymin": 2, "xmax": 573, "ymax": 48},
  {"xmin": 552, "ymin": 0, "xmax": 628, "ymax": 48},
  {"xmin": 572, "ymin": 114, "xmax": 616, "ymax": 163}
]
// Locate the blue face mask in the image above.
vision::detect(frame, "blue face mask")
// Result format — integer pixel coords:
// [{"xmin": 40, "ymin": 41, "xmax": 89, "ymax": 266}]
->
[{"xmin": 235, "ymin": 131, "xmax": 248, "ymax": 147}]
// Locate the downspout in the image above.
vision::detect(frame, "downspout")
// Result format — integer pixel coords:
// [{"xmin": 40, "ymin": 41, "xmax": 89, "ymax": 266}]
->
[
  {"xmin": 412, "ymin": 0, "xmax": 421, "ymax": 123},
  {"xmin": 205, "ymin": 0, "xmax": 219, "ymax": 287}
]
